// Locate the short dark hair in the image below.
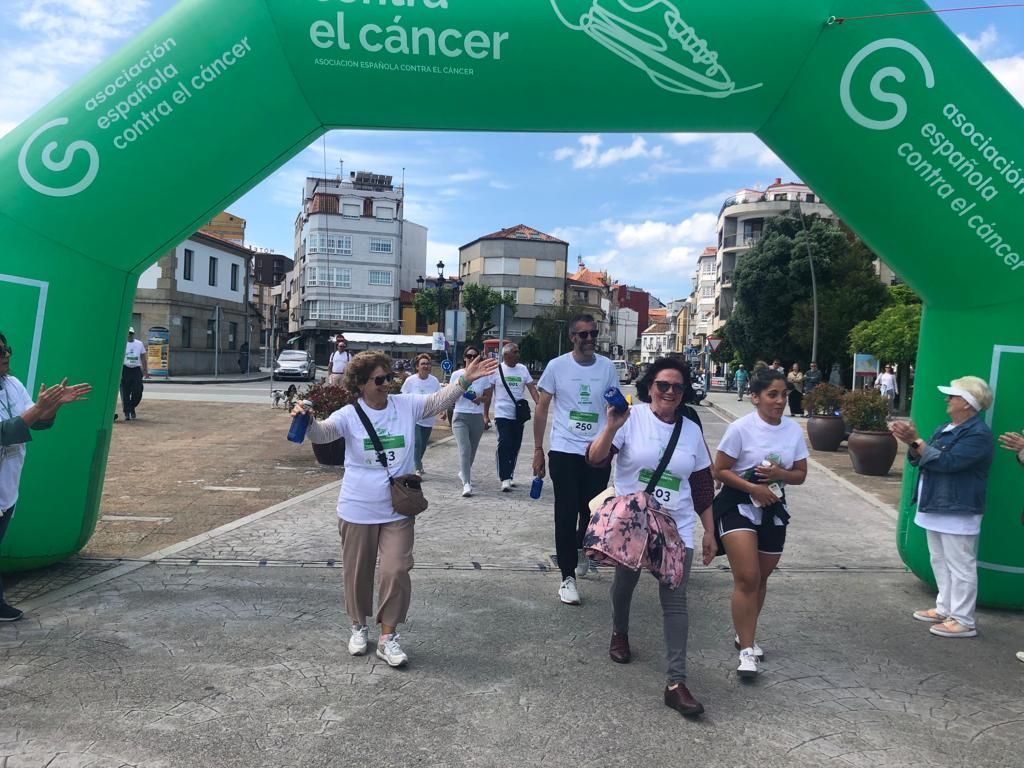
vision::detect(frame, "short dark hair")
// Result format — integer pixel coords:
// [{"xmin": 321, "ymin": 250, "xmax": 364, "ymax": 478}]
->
[
  {"xmin": 569, "ymin": 314, "xmax": 596, "ymax": 333},
  {"xmin": 750, "ymin": 365, "xmax": 786, "ymax": 394},
  {"xmin": 635, "ymin": 358, "xmax": 695, "ymax": 405}
]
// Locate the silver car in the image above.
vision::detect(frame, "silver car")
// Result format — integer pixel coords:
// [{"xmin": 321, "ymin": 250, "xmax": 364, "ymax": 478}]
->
[{"xmin": 273, "ymin": 350, "xmax": 315, "ymax": 381}]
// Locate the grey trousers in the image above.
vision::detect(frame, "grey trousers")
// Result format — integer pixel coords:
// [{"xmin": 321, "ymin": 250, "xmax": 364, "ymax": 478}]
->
[
  {"xmin": 611, "ymin": 548, "xmax": 694, "ymax": 683},
  {"xmin": 413, "ymin": 424, "xmax": 432, "ymax": 472},
  {"xmin": 452, "ymin": 412, "xmax": 485, "ymax": 483}
]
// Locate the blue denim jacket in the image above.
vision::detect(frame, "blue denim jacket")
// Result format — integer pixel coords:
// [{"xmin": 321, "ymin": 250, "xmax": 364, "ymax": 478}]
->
[{"xmin": 909, "ymin": 415, "xmax": 994, "ymax": 516}]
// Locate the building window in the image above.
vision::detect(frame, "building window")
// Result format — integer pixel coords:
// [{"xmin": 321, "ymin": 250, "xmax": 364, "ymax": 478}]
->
[
  {"xmin": 307, "ymin": 300, "xmax": 393, "ymax": 323},
  {"xmin": 206, "ymin": 318, "xmax": 216, "ymax": 349},
  {"xmin": 773, "ymin": 193, "xmax": 787, "ymax": 201},
  {"xmin": 573, "ymin": 289, "xmax": 588, "ymax": 303},
  {"xmin": 342, "ymin": 202, "xmax": 360, "ymax": 218},
  {"xmin": 536, "ymin": 260, "xmax": 557, "ymax": 278},
  {"xmin": 368, "ymin": 270, "xmax": 392, "ymax": 286},
  {"xmin": 701, "ymin": 286, "xmax": 713, "ymax": 298},
  {"xmin": 375, "ymin": 205, "xmax": 394, "ymax": 221},
  {"xmin": 183, "ymin": 248, "xmax": 194, "ymax": 281},
  {"xmin": 369, "ymin": 237, "xmax": 394, "ymax": 255},
  {"xmin": 363, "ymin": 198, "xmax": 374, "ymax": 217},
  {"xmin": 208, "ymin": 257, "xmax": 218, "ymax": 287},
  {"xmin": 230, "ymin": 263, "xmax": 239, "ymax": 292},
  {"xmin": 181, "ymin": 316, "xmax": 192, "ymax": 348},
  {"xmin": 308, "ymin": 232, "xmax": 352, "ymax": 255},
  {"xmin": 702, "ymin": 261, "xmax": 716, "ymax": 274},
  {"xmin": 484, "ymin": 257, "xmax": 520, "ymax": 275},
  {"xmin": 307, "ymin": 266, "xmax": 351, "ymax": 288},
  {"xmin": 805, "ymin": 193, "xmax": 816, "ymax": 203},
  {"xmin": 534, "ymin": 288, "xmax": 555, "ymax": 305},
  {"xmin": 228, "ymin": 322, "xmax": 238, "ymax": 350}
]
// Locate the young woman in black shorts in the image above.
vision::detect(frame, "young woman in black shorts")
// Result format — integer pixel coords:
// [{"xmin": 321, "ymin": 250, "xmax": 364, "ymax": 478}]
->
[{"xmin": 713, "ymin": 365, "xmax": 808, "ymax": 678}]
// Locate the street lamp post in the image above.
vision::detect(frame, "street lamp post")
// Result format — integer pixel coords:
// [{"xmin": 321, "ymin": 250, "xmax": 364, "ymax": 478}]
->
[{"xmin": 417, "ymin": 259, "xmax": 463, "ymax": 365}]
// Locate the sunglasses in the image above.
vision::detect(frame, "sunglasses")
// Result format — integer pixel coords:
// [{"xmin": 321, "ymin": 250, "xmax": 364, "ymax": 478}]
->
[
  {"xmin": 653, "ymin": 380, "xmax": 686, "ymax": 395},
  {"xmin": 372, "ymin": 373, "xmax": 395, "ymax": 386},
  {"xmin": 573, "ymin": 330, "xmax": 599, "ymax": 340},
  {"xmin": 0, "ymin": 345, "xmax": 11, "ymax": 357},
  {"xmin": 464, "ymin": 353, "xmax": 479, "ymax": 359}
]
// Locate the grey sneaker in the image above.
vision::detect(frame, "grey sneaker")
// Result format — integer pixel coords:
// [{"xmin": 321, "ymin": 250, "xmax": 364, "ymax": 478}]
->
[{"xmin": 376, "ymin": 633, "xmax": 409, "ymax": 667}]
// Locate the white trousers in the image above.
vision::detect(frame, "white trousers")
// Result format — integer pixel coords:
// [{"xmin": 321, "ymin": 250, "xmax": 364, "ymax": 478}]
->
[{"xmin": 926, "ymin": 529, "xmax": 979, "ymax": 627}]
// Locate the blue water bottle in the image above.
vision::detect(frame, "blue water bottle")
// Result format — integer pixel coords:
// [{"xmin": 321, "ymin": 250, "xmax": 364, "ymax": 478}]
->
[
  {"xmin": 604, "ymin": 387, "xmax": 628, "ymax": 413},
  {"xmin": 287, "ymin": 400, "xmax": 313, "ymax": 444},
  {"xmin": 463, "ymin": 389, "xmax": 477, "ymax": 401},
  {"xmin": 530, "ymin": 476, "xmax": 544, "ymax": 499}
]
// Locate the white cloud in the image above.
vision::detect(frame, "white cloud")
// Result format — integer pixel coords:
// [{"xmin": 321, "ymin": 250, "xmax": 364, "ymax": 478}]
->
[
  {"xmin": 986, "ymin": 54, "xmax": 1024, "ymax": 105},
  {"xmin": 612, "ymin": 212, "xmax": 717, "ymax": 249},
  {"xmin": 959, "ymin": 25, "xmax": 999, "ymax": 57},
  {"xmin": 553, "ymin": 134, "xmax": 664, "ymax": 169},
  {"xmin": 667, "ymin": 133, "xmax": 781, "ymax": 169}
]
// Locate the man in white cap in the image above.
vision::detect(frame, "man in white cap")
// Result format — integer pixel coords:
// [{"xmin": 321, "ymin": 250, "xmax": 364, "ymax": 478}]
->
[{"xmin": 121, "ymin": 327, "xmax": 148, "ymax": 420}]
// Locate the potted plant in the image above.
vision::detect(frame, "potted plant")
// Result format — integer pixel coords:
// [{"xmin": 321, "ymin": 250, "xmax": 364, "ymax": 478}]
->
[
  {"xmin": 802, "ymin": 383, "xmax": 846, "ymax": 451},
  {"xmin": 840, "ymin": 388, "xmax": 898, "ymax": 475},
  {"xmin": 303, "ymin": 381, "xmax": 356, "ymax": 465}
]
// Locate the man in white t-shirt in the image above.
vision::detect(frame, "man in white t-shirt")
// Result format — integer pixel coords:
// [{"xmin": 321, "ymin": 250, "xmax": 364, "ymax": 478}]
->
[
  {"xmin": 533, "ymin": 314, "xmax": 620, "ymax": 606},
  {"xmin": 328, "ymin": 336, "xmax": 353, "ymax": 386},
  {"xmin": 120, "ymin": 327, "xmax": 148, "ymax": 421},
  {"xmin": 490, "ymin": 343, "xmax": 540, "ymax": 492}
]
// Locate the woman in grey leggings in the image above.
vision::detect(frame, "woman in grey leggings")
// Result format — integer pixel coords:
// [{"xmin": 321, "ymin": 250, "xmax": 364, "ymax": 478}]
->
[{"xmin": 450, "ymin": 348, "xmax": 493, "ymax": 498}]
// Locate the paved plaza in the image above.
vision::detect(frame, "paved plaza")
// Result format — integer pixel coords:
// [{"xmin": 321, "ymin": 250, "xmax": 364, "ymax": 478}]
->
[{"xmin": 2, "ymin": 404, "xmax": 1023, "ymax": 767}]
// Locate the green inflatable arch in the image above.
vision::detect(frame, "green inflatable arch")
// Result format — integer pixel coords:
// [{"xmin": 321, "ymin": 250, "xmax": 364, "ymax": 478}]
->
[{"xmin": 2, "ymin": 0, "xmax": 1022, "ymax": 604}]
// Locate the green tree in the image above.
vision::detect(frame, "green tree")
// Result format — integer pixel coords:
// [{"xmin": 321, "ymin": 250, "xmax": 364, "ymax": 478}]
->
[
  {"xmin": 460, "ymin": 283, "xmax": 517, "ymax": 347},
  {"xmin": 848, "ymin": 302, "xmax": 922, "ymax": 414},
  {"xmin": 412, "ymin": 285, "xmax": 452, "ymax": 327},
  {"xmin": 520, "ymin": 303, "xmax": 590, "ymax": 367}
]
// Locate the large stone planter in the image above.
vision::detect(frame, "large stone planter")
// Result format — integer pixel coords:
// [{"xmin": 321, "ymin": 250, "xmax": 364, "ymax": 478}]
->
[
  {"xmin": 807, "ymin": 415, "xmax": 846, "ymax": 452},
  {"xmin": 312, "ymin": 438, "xmax": 345, "ymax": 466},
  {"xmin": 847, "ymin": 429, "xmax": 898, "ymax": 476}
]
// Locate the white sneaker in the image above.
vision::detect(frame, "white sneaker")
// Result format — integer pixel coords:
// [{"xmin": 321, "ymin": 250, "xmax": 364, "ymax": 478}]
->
[
  {"xmin": 376, "ymin": 634, "xmax": 409, "ymax": 667},
  {"xmin": 734, "ymin": 635, "xmax": 765, "ymax": 660},
  {"xmin": 462, "ymin": 483, "xmax": 473, "ymax": 497},
  {"xmin": 508, "ymin": 479, "xmax": 517, "ymax": 487},
  {"xmin": 575, "ymin": 549, "xmax": 589, "ymax": 579},
  {"xmin": 348, "ymin": 624, "xmax": 369, "ymax": 656},
  {"xmin": 737, "ymin": 648, "xmax": 759, "ymax": 678},
  {"xmin": 558, "ymin": 576, "xmax": 581, "ymax": 605},
  {"xmin": 501, "ymin": 479, "xmax": 513, "ymax": 492}
]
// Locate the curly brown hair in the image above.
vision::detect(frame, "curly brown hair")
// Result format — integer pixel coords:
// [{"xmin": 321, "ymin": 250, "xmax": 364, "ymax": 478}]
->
[
  {"xmin": 344, "ymin": 351, "xmax": 393, "ymax": 393},
  {"xmin": 415, "ymin": 353, "xmax": 432, "ymax": 365}
]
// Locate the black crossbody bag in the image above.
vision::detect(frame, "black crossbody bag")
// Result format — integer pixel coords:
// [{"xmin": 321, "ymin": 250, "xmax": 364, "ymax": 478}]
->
[
  {"xmin": 354, "ymin": 402, "xmax": 428, "ymax": 517},
  {"xmin": 498, "ymin": 365, "xmax": 531, "ymax": 423}
]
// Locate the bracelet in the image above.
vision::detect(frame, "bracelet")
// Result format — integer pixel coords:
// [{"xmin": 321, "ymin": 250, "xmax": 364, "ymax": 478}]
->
[{"xmin": 458, "ymin": 375, "xmax": 469, "ymax": 389}]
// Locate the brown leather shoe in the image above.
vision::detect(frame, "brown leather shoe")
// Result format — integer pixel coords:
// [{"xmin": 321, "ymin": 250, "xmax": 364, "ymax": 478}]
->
[
  {"xmin": 664, "ymin": 683, "xmax": 704, "ymax": 717},
  {"xmin": 609, "ymin": 631, "xmax": 631, "ymax": 664}
]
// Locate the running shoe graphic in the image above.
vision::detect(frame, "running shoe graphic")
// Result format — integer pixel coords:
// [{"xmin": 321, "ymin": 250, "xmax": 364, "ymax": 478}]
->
[{"xmin": 550, "ymin": 0, "xmax": 763, "ymax": 98}]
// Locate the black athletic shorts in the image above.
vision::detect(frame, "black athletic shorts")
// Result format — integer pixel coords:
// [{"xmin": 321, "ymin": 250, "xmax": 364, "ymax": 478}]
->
[{"xmin": 717, "ymin": 505, "xmax": 787, "ymax": 555}]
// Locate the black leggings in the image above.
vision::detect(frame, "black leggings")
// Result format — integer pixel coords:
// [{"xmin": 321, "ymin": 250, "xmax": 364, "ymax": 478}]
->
[
  {"xmin": 0, "ymin": 506, "xmax": 13, "ymax": 604},
  {"xmin": 548, "ymin": 451, "xmax": 611, "ymax": 580}
]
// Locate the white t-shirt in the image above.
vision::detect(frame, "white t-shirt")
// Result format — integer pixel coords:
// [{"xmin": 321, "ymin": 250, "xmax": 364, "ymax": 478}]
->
[
  {"xmin": 0, "ymin": 376, "xmax": 34, "ymax": 510},
  {"xmin": 329, "ymin": 350, "xmax": 352, "ymax": 374},
  {"xmin": 717, "ymin": 410, "xmax": 809, "ymax": 526},
  {"xmin": 611, "ymin": 404, "xmax": 711, "ymax": 548},
  {"xmin": 451, "ymin": 368, "xmax": 493, "ymax": 416},
  {"xmin": 492, "ymin": 363, "xmax": 534, "ymax": 420},
  {"xmin": 323, "ymin": 394, "xmax": 428, "ymax": 524},
  {"xmin": 876, "ymin": 372, "xmax": 897, "ymax": 395},
  {"xmin": 537, "ymin": 353, "xmax": 619, "ymax": 455},
  {"xmin": 400, "ymin": 373, "xmax": 441, "ymax": 427},
  {"xmin": 914, "ymin": 424, "xmax": 981, "ymax": 535},
  {"xmin": 124, "ymin": 339, "xmax": 147, "ymax": 368}
]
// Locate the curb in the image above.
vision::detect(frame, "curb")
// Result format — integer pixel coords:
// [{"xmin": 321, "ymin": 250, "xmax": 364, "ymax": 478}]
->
[
  {"xmin": 705, "ymin": 401, "xmax": 898, "ymax": 523},
  {"xmin": 146, "ymin": 375, "xmax": 272, "ymax": 385}
]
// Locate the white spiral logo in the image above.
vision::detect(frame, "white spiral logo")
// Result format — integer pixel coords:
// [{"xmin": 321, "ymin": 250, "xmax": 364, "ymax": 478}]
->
[
  {"xmin": 840, "ymin": 38, "xmax": 935, "ymax": 131},
  {"xmin": 18, "ymin": 118, "xmax": 100, "ymax": 197}
]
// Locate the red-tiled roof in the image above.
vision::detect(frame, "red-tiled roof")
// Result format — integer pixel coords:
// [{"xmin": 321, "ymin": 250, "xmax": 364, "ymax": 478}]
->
[
  {"xmin": 461, "ymin": 224, "xmax": 568, "ymax": 250},
  {"xmin": 702, "ymin": 246, "xmax": 717, "ymax": 256},
  {"xmin": 569, "ymin": 267, "xmax": 608, "ymax": 287},
  {"xmin": 649, "ymin": 308, "xmax": 668, "ymax": 319}
]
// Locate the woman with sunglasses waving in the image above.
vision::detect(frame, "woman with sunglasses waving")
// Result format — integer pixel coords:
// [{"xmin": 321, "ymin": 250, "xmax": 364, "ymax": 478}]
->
[
  {"xmin": 296, "ymin": 350, "xmax": 496, "ymax": 667},
  {"xmin": 586, "ymin": 357, "xmax": 715, "ymax": 717},
  {"xmin": 0, "ymin": 331, "xmax": 91, "ymax": 621},
  {"xmin": 449, "ymin": 347, "xmax": 495, "ymax": 498},
  {"xmin": 713, "ymin": 363, "xmax": 808, "ymax": 679}
]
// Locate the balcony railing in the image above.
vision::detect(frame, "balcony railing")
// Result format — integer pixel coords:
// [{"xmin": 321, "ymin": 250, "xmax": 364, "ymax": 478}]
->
[{"xmin": 720, "ymin": 233, "xmax": 762, "ymax": 249}]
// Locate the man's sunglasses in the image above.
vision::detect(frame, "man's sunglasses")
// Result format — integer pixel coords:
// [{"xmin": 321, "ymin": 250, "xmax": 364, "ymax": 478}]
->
[
  {"xmin": 653, "ymin": 380, "xmax": 686, "ymax": 395},
  {"xmin": 573, "ymin": 330, "xmax": 599, "ymax": 340},
  {"xmin": 372, "ymin": 373, "xmax": 395, "ymax": 385},
  {"xmin": 0, "ymin": 345, "xmax": 12, "ymax": 357}
]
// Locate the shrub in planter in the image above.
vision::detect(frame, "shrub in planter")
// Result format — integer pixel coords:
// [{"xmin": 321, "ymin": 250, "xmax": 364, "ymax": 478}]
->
[
  {"xmin": 841, "ymin": 389, "xmax": 897, "ymax": 475},
  {"xmin": 803, "ymin": 384, "xmax": 847, "ymax": 451},
  {"xmin": 303, "ymin": 382, "xmax": 357, "ymax": 466}
]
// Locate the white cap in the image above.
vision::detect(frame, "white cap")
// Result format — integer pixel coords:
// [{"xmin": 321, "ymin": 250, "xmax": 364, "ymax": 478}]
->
[
  {"xmin": 937, "ymin": 385, "xmax": 980, "ymax": 412},
  {"xmin": 128, "ymin": 327, "xmax": 135, "ymax": 334}
]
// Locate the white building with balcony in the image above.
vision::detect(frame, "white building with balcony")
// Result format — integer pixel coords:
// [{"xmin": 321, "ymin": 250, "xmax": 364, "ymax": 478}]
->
[
  {"xmin": 689, "ymin": 246, "xmax": 718, "ymax": 345},
  {"xmin": 290, "ymin": 171, "xmax": 427, "ymax": 362},
  {"xmin": 713, "ymin": 179, "xmax": 833, "ymax": 331}
]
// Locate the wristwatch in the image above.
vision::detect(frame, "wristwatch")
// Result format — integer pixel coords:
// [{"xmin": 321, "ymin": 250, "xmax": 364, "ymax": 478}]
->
[{"xmin": 911, "ymin": 439, "xmax": 922, "ymax": 451}]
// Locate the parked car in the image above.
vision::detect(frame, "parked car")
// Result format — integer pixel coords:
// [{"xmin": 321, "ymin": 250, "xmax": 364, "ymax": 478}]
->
[
  {"xmin": 612, "ymin": 359, "xmax": 633, "ymax": 384},
  {"xmin": 273, "ymin": 350, "xmax": 315, "ymax": 381}
]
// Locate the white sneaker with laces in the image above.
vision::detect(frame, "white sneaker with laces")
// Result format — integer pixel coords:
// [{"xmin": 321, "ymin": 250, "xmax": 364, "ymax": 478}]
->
[
  {"xmin": 737, "ymin": 647, "xmax": 759, "ymax": 678},
  {"xmin": 575, "ymin": 549, "xmax": 590, "ymax": 579},
  {"xmin": 734, "ymin": 635, "xmax": 765, "ymax": 660},
  {"xmin": 376, "ymin": 634, "xmax": 409, "ymax": 667},
  {"xmin": 462, "ymin": 483, "xmax": 473, "ymax": 497},
  {"xmin": 558, "ymin": 576, "xmax": 581, "ymax": 605},
  {"xmin": 348, "ymin": 624, "xmax": 369, "ymax": 656},
  {"xmin": 501, "ymin": 479, "xmax": 513, "ymax": 492}
]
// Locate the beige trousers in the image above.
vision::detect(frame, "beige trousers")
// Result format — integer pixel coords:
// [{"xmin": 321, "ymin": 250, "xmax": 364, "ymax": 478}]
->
[
  {"xmin": 327, "ymin": 373, "xmax": 345, "ymax": 387},
  {"xmin": 339, "ymin": 516, "xmax": 415, "ymax": 627}
]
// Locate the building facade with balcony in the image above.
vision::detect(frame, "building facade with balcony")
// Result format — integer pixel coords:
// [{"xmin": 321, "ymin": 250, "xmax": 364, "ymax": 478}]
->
[
  {"xmin": 289, "ymin": 171, "xmax": 428, "ymax": 363},
  {"xmin": 714, "ymin": 179, "xmax": 834, "ymax": 331},
  {"xmin": 458, "ymin": 224, "xmax": 568, "ymax": 340},
  {"xmin": 689, "ymin": 246, "xmax": 718, "ymax": 345}
]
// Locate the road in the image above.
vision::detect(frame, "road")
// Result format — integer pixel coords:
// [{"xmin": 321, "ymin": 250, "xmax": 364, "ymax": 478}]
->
[{"xmin": 144, "ymin": 378, "xmax": 310, "ymax": 404}]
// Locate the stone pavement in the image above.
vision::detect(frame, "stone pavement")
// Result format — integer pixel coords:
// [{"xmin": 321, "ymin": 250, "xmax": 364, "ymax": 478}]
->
[{"xmin": 2, "ymin": 405, "xmax": 1024, "ymax": 767}]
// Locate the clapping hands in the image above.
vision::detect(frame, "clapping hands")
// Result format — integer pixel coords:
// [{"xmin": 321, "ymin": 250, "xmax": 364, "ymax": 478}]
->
[{"xmin": 36, "ymin": 379, "xmax": 91, "ymax": 418}]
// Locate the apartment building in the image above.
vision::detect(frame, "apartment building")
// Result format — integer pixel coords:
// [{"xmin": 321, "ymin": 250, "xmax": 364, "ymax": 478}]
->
[
  {"xmin": 458, "ymin": 224, "xmax": 568, "ymax": 339},
  {"xmin": 290, "ymin": 171, "xmax": 427, "ymax": 362}
]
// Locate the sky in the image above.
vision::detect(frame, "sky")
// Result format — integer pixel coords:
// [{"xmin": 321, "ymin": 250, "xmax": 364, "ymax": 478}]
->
[{"xmin": 1, "ymin": 1, "xmax": 1022, "ymax": 303}]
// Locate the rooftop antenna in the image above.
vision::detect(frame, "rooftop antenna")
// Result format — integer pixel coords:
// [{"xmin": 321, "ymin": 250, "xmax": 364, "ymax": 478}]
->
[{"xmin": 338, "ymin": 158, "xmax": 344, "ymax": 180}]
